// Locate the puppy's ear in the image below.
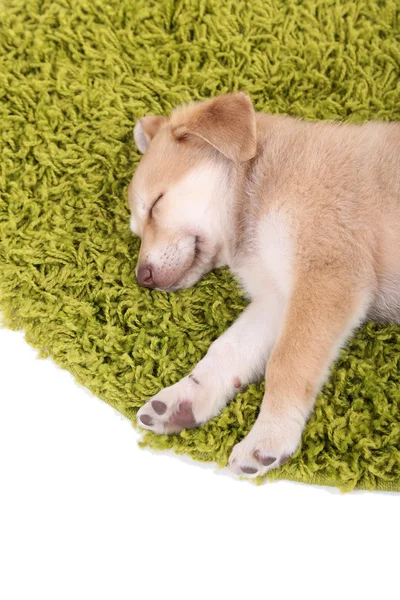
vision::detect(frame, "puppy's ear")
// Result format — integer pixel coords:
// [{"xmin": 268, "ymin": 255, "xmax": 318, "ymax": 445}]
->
[
  {"xmin": 133, "ymin": 115, "xmax": 168, "ymax": 153},
  {"xmin": 171, "ymin": 93, "xmax": 257, "ymax": 163}
]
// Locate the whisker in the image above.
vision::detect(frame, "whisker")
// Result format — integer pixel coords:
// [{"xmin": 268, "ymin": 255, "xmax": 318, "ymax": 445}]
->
[{"xmin": 131, "ymin": 188, "xmax": 147, "ymax": 209}]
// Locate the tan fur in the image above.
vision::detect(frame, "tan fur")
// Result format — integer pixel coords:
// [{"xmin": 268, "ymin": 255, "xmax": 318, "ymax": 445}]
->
[
  {"xmin": 130, "ymin": 93, "xmax": 400, "ymax": 478},
  {"xmin": 170, "ymin": 92, "xmax": 257, "ymax": 162}
]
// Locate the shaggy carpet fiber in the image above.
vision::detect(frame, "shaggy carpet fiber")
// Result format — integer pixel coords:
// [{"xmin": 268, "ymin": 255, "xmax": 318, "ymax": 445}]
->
[{"xmin": 1, "ymin": 0, "xmax": 400, "ymax": 491}]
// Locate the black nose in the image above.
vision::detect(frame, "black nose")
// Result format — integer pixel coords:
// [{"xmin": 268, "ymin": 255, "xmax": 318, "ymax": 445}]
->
[{"xmin": 137, "ymin": 264, "xmax": 154, "ymax": 288}]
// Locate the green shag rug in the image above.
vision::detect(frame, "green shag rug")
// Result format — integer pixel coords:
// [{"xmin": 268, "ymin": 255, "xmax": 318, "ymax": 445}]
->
[{"xmin": 1, "ymin": 0, "xmax": 400, "ymax": 492}]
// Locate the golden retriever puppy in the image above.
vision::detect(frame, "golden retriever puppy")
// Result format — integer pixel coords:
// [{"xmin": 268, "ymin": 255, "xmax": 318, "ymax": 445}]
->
[{"xmin": 128, "ymin": 93, "xmax": 400, "ymax": 478}]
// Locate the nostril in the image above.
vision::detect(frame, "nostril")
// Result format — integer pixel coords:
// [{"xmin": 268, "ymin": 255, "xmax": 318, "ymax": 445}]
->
[
  {"xmin": 143, "ymin": 266, "xmax": 152, "ymax": 283},
  {"xmin": 137, "ymin": 264, "xmax": 154, "ymax": 287}
]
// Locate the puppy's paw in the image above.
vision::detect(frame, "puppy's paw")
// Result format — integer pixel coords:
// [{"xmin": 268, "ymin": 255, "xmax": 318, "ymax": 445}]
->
[
  {"xmin": 229, "ymin": 412, "xmax": 304, "ymax": 478},
  {"xmin": 137, "ymin": 376, "xmax": 220, "ymax": 434}
]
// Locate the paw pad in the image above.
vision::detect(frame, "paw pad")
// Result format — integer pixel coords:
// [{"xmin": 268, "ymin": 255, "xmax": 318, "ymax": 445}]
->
[
  {"xmin": 139, "ymin": 414, "xmax": 153, "ymax": 426},
  {"xmin": 152, "ymin": 400, "xmax": 167, "ymax": 415}
]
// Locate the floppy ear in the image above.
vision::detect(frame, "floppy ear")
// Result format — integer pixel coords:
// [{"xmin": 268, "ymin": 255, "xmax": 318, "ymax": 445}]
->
[
  {"xmin": 133, "ymin": 115, "xmax": 168, "ymax": 153},
  {"xmin": 171, "ymin": 93, "xmax": 257, "ymax": 163}
]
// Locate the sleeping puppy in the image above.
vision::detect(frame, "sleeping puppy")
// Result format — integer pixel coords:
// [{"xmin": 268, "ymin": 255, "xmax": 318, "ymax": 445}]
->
[{"xmin": 128, "ymin": 93, "xmax": 400, "ymax": 478}]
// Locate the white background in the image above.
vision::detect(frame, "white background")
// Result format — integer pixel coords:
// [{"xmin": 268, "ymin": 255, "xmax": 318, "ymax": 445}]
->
[{"xmin": 0, "ymin": 327, "xmax": 398, "ymax": 600}]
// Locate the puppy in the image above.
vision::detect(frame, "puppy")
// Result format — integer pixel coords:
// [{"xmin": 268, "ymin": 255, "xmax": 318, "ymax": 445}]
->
[{"xmin": 128, "ymin": 93, "xmax": 400, "ymax": 478}]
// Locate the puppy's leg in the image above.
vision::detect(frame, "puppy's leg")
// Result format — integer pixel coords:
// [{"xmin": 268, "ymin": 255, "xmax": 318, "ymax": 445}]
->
[
  {"xmin": 137, "ymin": 294, "xmax": 283, "ymax": 434},
  {"xmin": 229, "ymin": 271, "xmax": 370, "ymax": 478}
]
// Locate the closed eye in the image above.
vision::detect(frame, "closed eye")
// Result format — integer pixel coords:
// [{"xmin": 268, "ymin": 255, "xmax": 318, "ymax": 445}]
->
[{"xmin": 149, "ymin": 193, "xmax": 164, "ymax": 217}]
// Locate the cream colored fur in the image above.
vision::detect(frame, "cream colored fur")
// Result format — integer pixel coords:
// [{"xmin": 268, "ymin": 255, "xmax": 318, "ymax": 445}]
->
[{"xmin": 128, "ymin": 93, "xmax": 400, "ymax": 478}]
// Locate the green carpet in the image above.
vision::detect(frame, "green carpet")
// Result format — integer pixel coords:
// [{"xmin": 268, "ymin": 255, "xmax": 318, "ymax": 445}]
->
[{"xmin": 1, "ymin": 0, "xmax": 400, "ymax": 492}]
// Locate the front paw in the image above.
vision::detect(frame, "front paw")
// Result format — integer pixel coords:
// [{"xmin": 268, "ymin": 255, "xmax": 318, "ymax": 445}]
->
[
  {"xmin": 137, "ymin": 376, "xmax": 219, "ymax": 434},
  {"xmin": 229, "ymin": 412, "xmax": 304, "ymax": 478}
]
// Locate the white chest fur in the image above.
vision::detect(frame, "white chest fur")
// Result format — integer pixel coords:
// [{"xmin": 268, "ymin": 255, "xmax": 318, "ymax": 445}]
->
[{"xmin": 232, "ymin": 211, "xmax": 293, "ymax": 301}]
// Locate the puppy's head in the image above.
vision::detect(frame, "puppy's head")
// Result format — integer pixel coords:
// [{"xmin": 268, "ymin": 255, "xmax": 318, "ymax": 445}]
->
[{"xmin": 128, "ymin": 93, "xmax": 256, "ymax": 291}]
